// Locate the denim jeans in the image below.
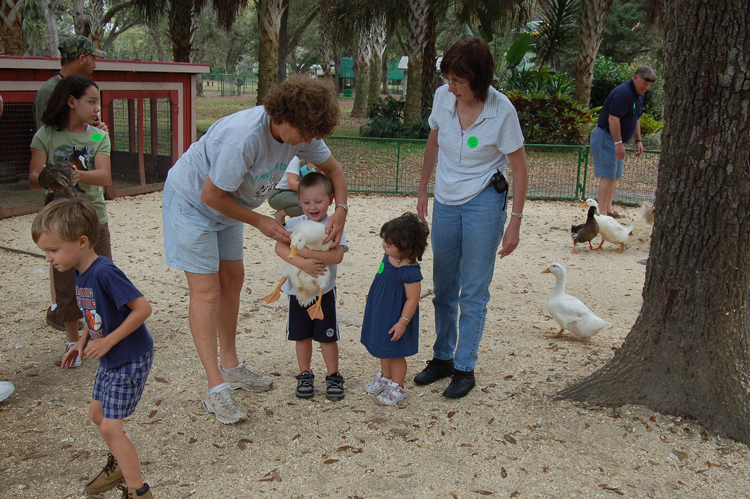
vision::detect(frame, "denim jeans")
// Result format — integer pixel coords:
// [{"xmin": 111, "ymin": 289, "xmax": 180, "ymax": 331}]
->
[{"xmin": 430, "ymin": 185, "xmax": 507, "ymax": 371}]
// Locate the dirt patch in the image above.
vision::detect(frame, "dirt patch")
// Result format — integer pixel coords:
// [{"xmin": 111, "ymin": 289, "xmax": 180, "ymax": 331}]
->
[{"xmin": 0, "ymin": 193, "xmax": 747, "ymax": 498}]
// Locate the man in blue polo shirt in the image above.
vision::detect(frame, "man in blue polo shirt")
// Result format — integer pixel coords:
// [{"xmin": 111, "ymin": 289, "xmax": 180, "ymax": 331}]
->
[{"xmin": 590, "ymin": 66, "xmax": 655, "ymax": 218}]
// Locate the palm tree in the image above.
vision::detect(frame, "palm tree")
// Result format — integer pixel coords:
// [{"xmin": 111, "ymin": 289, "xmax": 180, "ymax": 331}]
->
[
  {"xmin": 256, "ymin": 0, "xmax": 285, "ymax": 103},
  {"xmin": 0, "ymin": 0, "xmax": 27, "ymax": 55},
  {"xmin": 572, "ymin": 0, "xmax": 614, "ymax": 108},
  {"xmin": 132, "ymin": 0, "xmax": 246, "ymax": 62},
  {"xmin": 403, "ymin": 0, "xmax": 429, "ymax": 122}
]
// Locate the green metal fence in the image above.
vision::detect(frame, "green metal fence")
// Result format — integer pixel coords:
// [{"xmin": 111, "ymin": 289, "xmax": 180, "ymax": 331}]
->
[
  {"xmin": 202, "ymin": 74, "xmax": 257, "ymax": 96},
  {"xmin": 326, "ymin": 137, "xmax": 659, "ymax": 206}
]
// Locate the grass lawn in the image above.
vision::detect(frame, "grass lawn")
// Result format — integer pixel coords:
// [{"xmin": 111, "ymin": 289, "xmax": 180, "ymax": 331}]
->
[{"xmin": 196, "ymin": 91, "xmax": 368, "ymax": 138}]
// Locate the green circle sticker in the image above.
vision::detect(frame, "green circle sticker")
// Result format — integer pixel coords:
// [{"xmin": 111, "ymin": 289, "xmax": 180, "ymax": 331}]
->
[
  {"xmin": 467, "ymin": 136, "xmax": 478, "ymax": 148},
  {"xmin": 91, "ymin": 133, "xmax": 103, "ymax": 142},
  {"xmin": 378, "ymin": 262, "xmax": 384, "ymax": 274}
]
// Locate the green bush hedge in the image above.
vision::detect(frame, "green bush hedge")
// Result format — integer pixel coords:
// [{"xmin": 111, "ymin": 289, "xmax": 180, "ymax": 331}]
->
[
  {"xmin": 360, "ymin": 96, "xmax": 431, "ymax": 139},
  {"xmin": 507, "ymin": 91, "xmax": 592, "ymax": 145}
]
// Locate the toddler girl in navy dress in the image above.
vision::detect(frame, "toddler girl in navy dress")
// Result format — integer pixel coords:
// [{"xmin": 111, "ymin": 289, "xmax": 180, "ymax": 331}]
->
[{"xmin": 360, "ymin": 213, "xmax": 430, "ymax": 405}]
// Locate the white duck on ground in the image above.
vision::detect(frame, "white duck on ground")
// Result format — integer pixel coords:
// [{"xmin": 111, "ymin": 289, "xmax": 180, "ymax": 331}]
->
[
  {"xmin": 541, "ymin": 263, "xmax": 612, "ymax": 339},
  {"xmin": 261, "ymin": 220, "xmax": 332, "ymax": 320},
  {"xmin": 582, "ymin": 198, "xmax": 634, "ymax": 253}
]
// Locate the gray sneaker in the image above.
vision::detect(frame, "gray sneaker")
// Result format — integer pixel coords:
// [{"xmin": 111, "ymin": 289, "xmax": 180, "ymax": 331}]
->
[
  {"xmin": 221, "ymin": 364, "xmax": 273, "ymax": 392},
  {"xmin": 203, "ymin": 387, "xmax": 247, "ymax": 424}
]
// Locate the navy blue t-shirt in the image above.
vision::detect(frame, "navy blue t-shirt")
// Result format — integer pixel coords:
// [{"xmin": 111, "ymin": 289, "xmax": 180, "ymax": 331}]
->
[
  {"xmin": 75, "ymin": 256, "xmax": 153, "ymax": 369},
  {"xmin": 597, "ymin": 79, "xmax": 644, "ymax": 143}
]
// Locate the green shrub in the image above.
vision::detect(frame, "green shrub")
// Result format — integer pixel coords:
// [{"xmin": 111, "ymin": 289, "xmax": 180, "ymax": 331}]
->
[
  {"xmin": 498, "ymin": 66, "xmax": 574, "ymax": 97},
  {"xmin": 506, "ymin": 91, "xmax": 592, "ymax": 145},
  {"xmin": 638, "ymin": 113, "xmax": 663, "ymax": 135},
  {"xmin": 361, "ymin": 96, "xmax": 429, "ymax": 139},
  {"xmin": 360, "ymin": 116, "xmax": 430, "ymax": 140},
  {"xmin": 643, "ymin": 132, "xmax": 661, "ymax": 149},
  {"xmin": 366, "ymin": 96, "xmax": 404, "ymax": 120}
]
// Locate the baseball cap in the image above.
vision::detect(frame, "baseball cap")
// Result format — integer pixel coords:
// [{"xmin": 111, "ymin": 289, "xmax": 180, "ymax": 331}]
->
[{"xmin": 58, "ymin": 35, "xmax": 106, "ymax": 59}]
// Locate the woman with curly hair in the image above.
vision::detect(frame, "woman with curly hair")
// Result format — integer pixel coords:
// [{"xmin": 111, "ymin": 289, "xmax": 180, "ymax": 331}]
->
[{"xmin": 162, "ymin": 75, "xmax": 348, "ymax": 424}]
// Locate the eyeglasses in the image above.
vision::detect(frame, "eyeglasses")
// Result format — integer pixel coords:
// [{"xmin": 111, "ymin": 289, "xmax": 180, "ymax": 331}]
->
[
  {"xmin": 441, "ymin": 76, "xmax": 468, "ymax": 88},
  {"xmin": 640, "ymin": 75, "xmax": 655, "ymax": 83}
]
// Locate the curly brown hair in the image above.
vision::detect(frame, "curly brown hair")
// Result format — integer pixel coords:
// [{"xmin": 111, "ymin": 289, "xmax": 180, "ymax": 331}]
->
[
  {"xmin": 380, "ymin": 213, "xmax": 430, "ymax": 263},
  {"xmin": 264, "ymin": 75, "xmax": 339, "ymax": 139}
]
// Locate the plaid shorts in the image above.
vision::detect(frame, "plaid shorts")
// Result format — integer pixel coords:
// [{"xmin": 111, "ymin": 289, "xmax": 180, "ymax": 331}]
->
[{"xmin": 92, "ymin": 350, "xmax": 153, "ymax": 420}]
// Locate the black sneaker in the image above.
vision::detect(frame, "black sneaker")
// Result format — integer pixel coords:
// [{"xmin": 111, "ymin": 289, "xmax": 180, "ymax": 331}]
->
[
  {"xmin": 413, "ymin": 358, "xmax": 454, "ymax": 385},
  {"xmin": 443, "ymin": 369, "xmax": 475, "ymax": 399},
  {"xmin": 325, "ymin": 372, "xmax": 345, "ymax": 400},
  {"xmin": 295, "ymin": 371, "xmax": 314, "ymax": 398}
]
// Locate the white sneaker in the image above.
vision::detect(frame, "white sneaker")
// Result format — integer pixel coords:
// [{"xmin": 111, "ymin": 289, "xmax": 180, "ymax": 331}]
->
[
  {"xmin": 221, "ymin": 363, "xmax": 273, "ymax": 392},
  {"xmin": 376, "ymin": 381, "xmax": 407, "ymax": 406},
  {"xmin": 364, "ymin": 371, "xmax": 391, "ymax": 394},
  {"xmin": 0, "ymin": 381, "xmax": 14, "ymax": 402},
  {"xmin": 203, "ymin": 386, "xmax": 247, "ymax": 424},
  {"xmin": 63, "ymin": 342, "xmax": 82, "ymax": 368}
]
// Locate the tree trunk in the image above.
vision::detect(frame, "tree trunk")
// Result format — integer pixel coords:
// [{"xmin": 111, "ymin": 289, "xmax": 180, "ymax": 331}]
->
[
  {"xmin": 572, "ymin": 0, "xmax": 613, "ymax": 108},
  {"xmin": 88, "ymin": 0, "xmax": 105, "ymax": 50},
  {"xmin": 319, "ymin": 0, "xmax": 332, "ymax": 81},
  {"xmin": 39, "ymin": 0, "xmax": 60, "ymax": 57},
  {"xmin": 420, "ymin": 1, "xmax": 437, "ymax": 121},
  {"xmin": 257, "ymin": 0, "xmax": 285, "ymax": 104},
  {"xmin": 350, "ymin": 22, "xmax": 371, "ymax": 118},
  {"xmin": 169, "ymin": 0, "xmax": 194, "ymax": 62},
  {"xmin": 278, "ymin": 0, "xmax": 289, "ymax": 83},
  {"xmin": 404, "ymin": 0, "xmax": 429, "ymax": 123},
  {"xmin": 558, "ymin": 0, "xmax": 750, "ymax": 445},
  {"xmin": 72, "ymin": 0, "xmax": 86, "ymax": 35},
  {"xmin": 367, "ymin": 12, "xmax": 387, "ymax": 113},
  {"xmin": 0, "ymin": 0, "xmax": 26, "ymax": 56}
]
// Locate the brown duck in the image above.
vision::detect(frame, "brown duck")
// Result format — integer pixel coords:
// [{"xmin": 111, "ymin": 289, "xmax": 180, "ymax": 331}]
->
[
  {"xmin": 37, "ymin": 161, "xmax": 82, "ymax": 205},
  {"xmin": 570, "ymin": 203, "xmax": 599, "ymax": 253}
]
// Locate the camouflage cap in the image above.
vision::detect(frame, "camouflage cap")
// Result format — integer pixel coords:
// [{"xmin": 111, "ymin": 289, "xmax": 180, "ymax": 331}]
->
[{"xmin": 58, "ymin": 35, "xmax": 106, "ymax": 59}]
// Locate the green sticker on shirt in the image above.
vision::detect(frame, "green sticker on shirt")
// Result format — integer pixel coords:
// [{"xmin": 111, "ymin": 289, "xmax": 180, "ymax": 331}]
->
[
  {"xmin": 467, "ymin": 136, "xmax": 478, "ymax": 148},
  {"xmin": 378, "ymin": 262, "xmax": 384, "ymax": 274},
  {"xmin": 91, "ymin": 133, "xmax": 103, "ymax": 142}
]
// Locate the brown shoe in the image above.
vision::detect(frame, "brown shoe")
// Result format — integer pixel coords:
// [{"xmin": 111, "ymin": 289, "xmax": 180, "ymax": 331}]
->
[
  {"xmin": 119, "ymin": 483, "xmax": 153, "ymax": 498},
  {"xmin": 84, "ymin": 453, "xmax": 124, "ymax": 493},
  {"xmin": 609, "ymin": 210, "xmax": 622, "ymax": 219}
]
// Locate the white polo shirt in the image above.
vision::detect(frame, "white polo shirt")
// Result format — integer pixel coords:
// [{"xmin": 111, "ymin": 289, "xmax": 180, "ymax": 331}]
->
[{"xmin": 428, "ymin": 85, "xmax": 525, "ymax": 205}]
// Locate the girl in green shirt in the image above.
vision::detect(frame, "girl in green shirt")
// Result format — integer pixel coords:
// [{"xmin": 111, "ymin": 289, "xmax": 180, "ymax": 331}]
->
[{"xmin": 29, "ymin": 75, "xmax": 113, "ymax": 363}]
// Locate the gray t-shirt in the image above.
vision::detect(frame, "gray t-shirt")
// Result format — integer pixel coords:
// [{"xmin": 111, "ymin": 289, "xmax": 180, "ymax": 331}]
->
[{"xmin": 167, "ymin": 106, "xmax": 332, "ymax": 225}]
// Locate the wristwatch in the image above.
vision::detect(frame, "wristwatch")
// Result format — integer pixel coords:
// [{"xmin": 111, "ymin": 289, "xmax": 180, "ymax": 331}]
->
[{"xmin": 335, "ymin": 204, "xmax": 349, "ymax": 213}]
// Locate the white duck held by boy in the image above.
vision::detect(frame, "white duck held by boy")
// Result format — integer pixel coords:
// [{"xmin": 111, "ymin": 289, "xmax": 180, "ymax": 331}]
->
[
  {"xmin": 541, "ymin": 263, "xmax": 611, "ymax": 339},
  {"xmin": 582, "ymin": 198, "xmax": 633, "ymax": 253},
  {"xmin": 261, "ymin": 220, "xmax": 332, "ymax": 320}
]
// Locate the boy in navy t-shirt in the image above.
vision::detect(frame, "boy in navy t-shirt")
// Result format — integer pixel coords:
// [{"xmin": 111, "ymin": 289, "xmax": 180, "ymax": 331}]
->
[{"xmin": 32, "ymin": 197, "xmax": 155, "ymax": 499}]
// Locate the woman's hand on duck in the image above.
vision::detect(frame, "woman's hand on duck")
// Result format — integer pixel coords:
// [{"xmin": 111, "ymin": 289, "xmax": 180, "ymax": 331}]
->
[{"xmin": 257, "ymin": 215, "xmax": 291, "ymax": 244}]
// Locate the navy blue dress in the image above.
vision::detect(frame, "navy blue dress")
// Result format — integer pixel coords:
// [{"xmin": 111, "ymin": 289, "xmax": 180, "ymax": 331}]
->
[{"xmin": 360, "ymin": 254, "xmax": 423, "ymax": 359}]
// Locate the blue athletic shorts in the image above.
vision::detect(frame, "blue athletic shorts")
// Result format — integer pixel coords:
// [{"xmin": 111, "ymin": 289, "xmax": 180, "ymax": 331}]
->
[
  {"xmin": 286, "ymin": 288, "xmax": 339, "ymax": 343},
  {"xmin": 162, "ymin": 179, "xmax": 244, "ymax": 274},
  {"xmin": 590, "ymin": 126, "xmax": 625, "ymax": 179},
  {"xmin": 92, "ymin": 350, "xmax": 153, "ymax": 420}
]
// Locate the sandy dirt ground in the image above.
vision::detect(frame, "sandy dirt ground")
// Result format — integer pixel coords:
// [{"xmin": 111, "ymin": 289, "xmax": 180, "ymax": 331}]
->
[{"xmin": 1, "ymin": 193, "xmax": 748, "ymax": 499}]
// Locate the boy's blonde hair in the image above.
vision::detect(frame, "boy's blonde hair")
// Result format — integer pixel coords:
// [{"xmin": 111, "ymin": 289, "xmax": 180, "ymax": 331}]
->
[
  {"xmin": 32, "ymin": 197, "xmax": 100, "ymax": 246},
  {"xmin": 298, "ymin": 171, "xmax": 333, "ymax": 196}
]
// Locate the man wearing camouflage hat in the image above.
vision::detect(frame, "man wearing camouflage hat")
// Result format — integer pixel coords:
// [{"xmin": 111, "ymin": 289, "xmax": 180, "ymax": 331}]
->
[{"xmin": 33, "ymin": 35, "xmax": 107, "ymax": 130}]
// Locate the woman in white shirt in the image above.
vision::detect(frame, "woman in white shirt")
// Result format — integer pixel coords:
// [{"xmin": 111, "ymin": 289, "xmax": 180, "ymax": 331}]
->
[{"xmin": 415, "ymin": 37, "xmax": 528, "ymax": 399}]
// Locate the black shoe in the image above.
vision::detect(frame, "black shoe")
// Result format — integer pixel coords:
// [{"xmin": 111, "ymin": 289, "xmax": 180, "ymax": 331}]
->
[
  {"xmin": 443, "ymin": 369, "xmax": 475, "ymax": 399},
  {"xmin": 295, "ymin": 371, "xmax": 314, "ymax": 398},
  {"xmin": 325, "ymin": 372, "xmax": 345, "ymax": 400},
  {"xmin": 414, "ymin": 358, "xmax": 455, "ymax": 385}
]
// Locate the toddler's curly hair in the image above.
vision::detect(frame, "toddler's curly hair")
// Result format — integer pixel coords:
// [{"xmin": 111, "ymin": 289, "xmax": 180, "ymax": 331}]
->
[
  {"xmin": 380, "ymin": 213, "xmax": 430, "ymax": 263},
  {"xmin": 264, "ymin": 75, "xmax": 339, "ymax": 139}
]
